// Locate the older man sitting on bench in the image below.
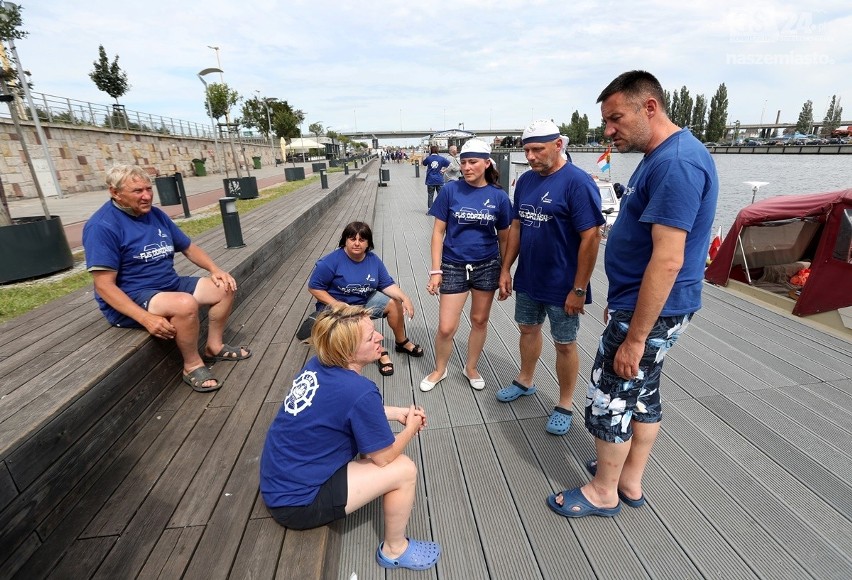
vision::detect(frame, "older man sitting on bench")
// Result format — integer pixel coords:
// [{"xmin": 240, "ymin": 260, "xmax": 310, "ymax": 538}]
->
[{"xmin": 83, "ymin": 165, "xmax": 251, "ymax": 392}]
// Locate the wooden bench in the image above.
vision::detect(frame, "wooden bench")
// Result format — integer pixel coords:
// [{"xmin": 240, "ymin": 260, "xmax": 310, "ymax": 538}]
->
[{"xmin": 0, "ymin": 161, "xmax": 378, "ymax": 577}]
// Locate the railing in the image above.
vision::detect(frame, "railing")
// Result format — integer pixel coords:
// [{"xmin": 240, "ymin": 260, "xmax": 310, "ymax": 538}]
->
[{"xmin": 0, "ymin": 90, "xmax": 273, "ymax": 145}]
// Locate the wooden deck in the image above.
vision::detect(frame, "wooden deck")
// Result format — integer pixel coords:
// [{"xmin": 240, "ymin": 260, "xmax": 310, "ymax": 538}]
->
[{"xmin": 7, "ymin": 161, "xmax": 852, "ymax": 579}]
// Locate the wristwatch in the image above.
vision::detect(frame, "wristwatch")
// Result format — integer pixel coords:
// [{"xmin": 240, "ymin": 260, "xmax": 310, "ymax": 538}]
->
[{"xmin": 573, "ymin": 287, "xmax": 587, "ymax": 297}]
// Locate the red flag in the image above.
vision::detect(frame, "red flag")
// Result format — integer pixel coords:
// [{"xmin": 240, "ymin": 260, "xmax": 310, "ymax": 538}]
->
[{"xmin": 708, "ymin": 226, "xmax": 722, "ymax": 261}]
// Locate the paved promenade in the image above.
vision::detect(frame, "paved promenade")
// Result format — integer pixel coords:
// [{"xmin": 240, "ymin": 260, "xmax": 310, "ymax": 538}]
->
[{"xmin": 5, "ymin": 161, "xmax": 325, "ymax": 250}]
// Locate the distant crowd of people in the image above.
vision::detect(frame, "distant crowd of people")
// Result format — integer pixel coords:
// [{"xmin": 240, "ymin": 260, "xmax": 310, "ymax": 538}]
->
[
  {"xmin": 82, "ymin": 69, "xmax": 718, "ymax": 572},
  {"xmin": 381, "ymin": 149, "xmax": 409, "ymax": 163}
]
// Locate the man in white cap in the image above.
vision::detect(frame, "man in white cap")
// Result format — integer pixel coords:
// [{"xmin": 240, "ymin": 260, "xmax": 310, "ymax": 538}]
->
[{"xmin": 496, "ymin": 120, "xmax": 604, "ymax": 436}]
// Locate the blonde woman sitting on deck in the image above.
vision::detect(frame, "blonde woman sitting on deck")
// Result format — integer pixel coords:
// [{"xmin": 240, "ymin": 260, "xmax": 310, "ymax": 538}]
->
[{"xmin": 260, "ymin": 304, "xmax": 441, "ymax": 571}]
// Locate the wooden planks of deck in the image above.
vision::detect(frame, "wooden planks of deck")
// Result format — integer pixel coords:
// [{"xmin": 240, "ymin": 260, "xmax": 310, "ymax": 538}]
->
[
  {"xmin": 337, "ymin": 162, "xmax": 852, "ymax": 580},
  {"xmin": 8, "ymin": 159, "xmax": 851, "ymax": 579}
]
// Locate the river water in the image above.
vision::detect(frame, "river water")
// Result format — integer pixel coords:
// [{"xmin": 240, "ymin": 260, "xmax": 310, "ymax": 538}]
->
[{"xmin": 565, "ymin": 151, "xmax": 852, "ymax": 234}]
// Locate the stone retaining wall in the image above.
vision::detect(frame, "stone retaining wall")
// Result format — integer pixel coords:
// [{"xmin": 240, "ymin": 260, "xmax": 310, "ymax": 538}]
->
[{"xmin": 0, "ymin": 119, "xmax": 278, "ymax": 199}]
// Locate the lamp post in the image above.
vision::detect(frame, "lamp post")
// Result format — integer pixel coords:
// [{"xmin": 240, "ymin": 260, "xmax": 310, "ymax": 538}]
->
[
  {"xmin": 206, "ymin": 46, "xmax": 240, "ymax": 177},
  {"xmin": 327, "ymin": 125, "xmax": 336, "ymax": 159},
  {"xmin": 198, "ymin": 67, "xmax": 227, "ymax": 177}
]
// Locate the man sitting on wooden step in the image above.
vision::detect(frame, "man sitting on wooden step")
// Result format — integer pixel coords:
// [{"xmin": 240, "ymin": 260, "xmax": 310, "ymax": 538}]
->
[{"xmin": 83, "ymin": 164, "xmax": 251, "ymax": 393}]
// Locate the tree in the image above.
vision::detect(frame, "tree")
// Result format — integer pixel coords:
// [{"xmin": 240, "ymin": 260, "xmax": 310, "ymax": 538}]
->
[
  {"xmin": 691, "ymin": 94, "xmax": 708, "ymax": 140},
  {"xmin": 205, "ymin": 82, "xmax": 239, "ymax": 121},
  {"xmin": 271, "ymin": 100, "xmax": 305, "ymax": 140},
  {"xmin": 795, "ymin": 100, "xmax": 813, "ymax": 134},
  {"xmin": 705, "ymin": 83, "xmax": 728, "ymax": 143},
  {"xmin": 558, "ymin": 111, "xmax": 589, "ymax": 146},
  {"xmin": 241, "ymin": 96, "xmax": 276, "ymax": 138},
  {"xmin": 89, "ymin": 45, "xmax": 130, "ymax": 104},
  {"xmin": 821, "ymin": 95, "xmax": 843, "ymax": 137},
  {"xmin": 673, "ymin": 86, "xmax": 693, "ymax": 129},
  {"xmin": 308, "ymin": 122, "xmax": 323, "ymax": 142}
]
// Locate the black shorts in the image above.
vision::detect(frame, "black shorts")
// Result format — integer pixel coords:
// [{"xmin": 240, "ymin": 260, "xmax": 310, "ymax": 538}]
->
[{"xmin": 266, "ymin": 464, "xmax": 348, "ymax": 530}]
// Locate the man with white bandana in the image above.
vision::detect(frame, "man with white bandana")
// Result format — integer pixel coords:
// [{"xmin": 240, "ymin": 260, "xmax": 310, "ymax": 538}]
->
[{"xmin": 497, "ymin": 120, "xmax": 604, "ymax": 436}]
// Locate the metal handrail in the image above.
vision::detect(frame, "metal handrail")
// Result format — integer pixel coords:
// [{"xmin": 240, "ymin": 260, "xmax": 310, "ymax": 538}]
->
[{"xmin": 0, "ymin": 90, "xmax": 274, "ymax": 145}]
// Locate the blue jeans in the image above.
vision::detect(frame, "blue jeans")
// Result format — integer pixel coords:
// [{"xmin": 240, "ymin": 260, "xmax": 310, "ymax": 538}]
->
[{"xmin": 427, "ymin": 184, "xmax": 443, "ymax": 208}]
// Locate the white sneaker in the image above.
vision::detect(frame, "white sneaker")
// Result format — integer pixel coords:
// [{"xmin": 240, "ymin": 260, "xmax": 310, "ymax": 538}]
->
[{"xmin": 419, "ymin": 369, "xmax": 448, "ymax": 392}]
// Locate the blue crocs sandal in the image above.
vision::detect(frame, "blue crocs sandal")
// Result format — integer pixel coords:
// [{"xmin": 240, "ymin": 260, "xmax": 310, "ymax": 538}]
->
[
  {"xmin": 547, "ymin": 487, "xmax": 621, "ymax": 518},
  {"xmin": 496, "ymin": 380, "xmax": 537, "ymax": 402},
  {"xmin": 376, "ymin": 537, "xmax": 442, "ymax": 570},
  {"xmin": 545, "ymin": 406, "xmax": 573, "ymax": 435},
  {"xmin": 585, "ymin": 459, "xmax": 646, "ymax": 507}
]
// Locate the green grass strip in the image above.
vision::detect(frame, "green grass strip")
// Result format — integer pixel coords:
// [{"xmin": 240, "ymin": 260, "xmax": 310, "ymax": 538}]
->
[{"xmin": 0, "ymin": 176, "xmax": 320, "ymax": 324}]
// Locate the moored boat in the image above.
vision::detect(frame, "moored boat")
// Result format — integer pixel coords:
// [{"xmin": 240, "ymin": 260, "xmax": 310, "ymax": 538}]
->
[{"xmin": 704, "ymin": 188, "xmax": 852, "ymax": 338}]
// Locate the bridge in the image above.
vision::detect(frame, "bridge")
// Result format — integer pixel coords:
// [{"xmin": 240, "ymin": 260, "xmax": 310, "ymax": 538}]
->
[
  {"xmin": 340, "ymin": 128, "xmax": 521, "ymax": 140},
  {"xmin": 340, "ymin": 120, "xmax": 852, "ymax": 141}
]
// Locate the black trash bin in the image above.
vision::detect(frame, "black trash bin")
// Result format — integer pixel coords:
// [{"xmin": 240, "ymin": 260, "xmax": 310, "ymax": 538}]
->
[
  {"xmin": 155, "ymin": 175, "xmax": 181, "ymax": 205},
  {"xmin": 252, "ymin": 156, "xmax": 261, "ymax": 170},
  {"xmin": 311, "ymin": 162, "xmax": 327, "ymax": 172},
  {"xmin": 381, "ymin": 168, "xmax": 390, "ymax": 181}
]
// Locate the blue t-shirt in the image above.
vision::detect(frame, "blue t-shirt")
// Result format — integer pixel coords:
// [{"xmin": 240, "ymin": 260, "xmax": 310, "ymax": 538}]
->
[
  {"xmin": 82, "ymin": 201, "xmax": 192, "ymax": 325},
  {"xmin": 308, "ymin": 248, "xmax": 395, "ymax": 309},
  {"xmin": 428, "ymin": 180, "xmax": 512, "ymax": 264},
  {"xmin": 605, "ymin": 128, "xmax": 719, "ymax": 315},
  {"xmin": 259, "ymin": 356, "xmax": 394, "ymax": 507},
  {"xmin": 422, "ymin": 154, "xmax": 450, "ymax": 186},
  {"xmin": 512, "ymin": 163, "xmax": 604, "ymax": 306}
]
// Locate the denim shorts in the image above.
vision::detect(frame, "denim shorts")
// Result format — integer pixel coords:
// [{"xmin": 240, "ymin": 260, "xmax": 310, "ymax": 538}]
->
[
  {"xmin": 315, "ymin": 291, "xmax": 388, "ymax": 319},
  {"xmin": 110, "ymin": 276, "xmax": 200, "ymax": 328},
  {"xmin": 363, "ymin": 291, "xmax": 390, "ymax": 318},
  {"xmin": 514, "ymin": 292, "xmax": 580, "ymax": 344},
  {"xmin": 584, "ymin": 310, "xmax": 693, "ymax": 443},
  {"xmin": 266, "ymin": 463, "xmax": 348, "ymax": 531},
  {"xmin": 440, "ymin": 258, "xmax": 501, "ymax": 294}
]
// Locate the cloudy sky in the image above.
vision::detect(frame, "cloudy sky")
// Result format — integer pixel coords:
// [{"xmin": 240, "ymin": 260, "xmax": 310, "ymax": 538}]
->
[{"xmin": 9, "ymin": 0, "xmax": 851, "ymax": 143}]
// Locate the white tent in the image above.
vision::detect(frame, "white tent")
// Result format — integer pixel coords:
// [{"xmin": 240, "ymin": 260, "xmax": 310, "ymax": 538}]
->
[{"xmin": 281, "ymin": 137, "xmax": 323, "ymax": 152}]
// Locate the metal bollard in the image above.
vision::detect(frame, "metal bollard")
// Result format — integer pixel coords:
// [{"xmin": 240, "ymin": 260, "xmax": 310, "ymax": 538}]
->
[
  {"xmin": 219, "ymin": 197, "xmax": 245, "ymax": 249},
  {"xmin": 320, "ymin": 169, "xmax": 328, "ymax": 189},
  {"xmin": 354, "ymin": 160, "xmax": 358, "ymax": 169},
  {"xmin": 344, "ymin": 163, "xmax": 349, "ymax": 175},
  {"xmin": 415, "ymin": 163, "xmax": 420, "ymax": 178},
  {"xmin": 173, "ymin": 172, "xmax": 191, "ymax": 218}
]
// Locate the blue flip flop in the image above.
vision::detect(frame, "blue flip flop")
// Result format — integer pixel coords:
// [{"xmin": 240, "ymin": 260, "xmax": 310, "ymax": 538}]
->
[
  {"xmin": 545, "ymin": 406, "xmax": 573, "ymax": 435},
  {"xmin": 496, "ymin": 380, "xmax": 536, "ymax": 402},
  {"xmin": 376, "ymin": 537, "xmax": 442, "ymax": 570},
  {"xmin": 547, "ymin": 487, "xmax": 621, "ymax": 518},
  {"xmin": 585, "ymin": 459, "xmax": 646, "ymax": 507}
]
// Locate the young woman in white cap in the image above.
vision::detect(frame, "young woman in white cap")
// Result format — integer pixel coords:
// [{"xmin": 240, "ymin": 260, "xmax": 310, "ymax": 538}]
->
[{"xmin": 420, "ymin": 139, "xmax": 512, "ymax": 392}]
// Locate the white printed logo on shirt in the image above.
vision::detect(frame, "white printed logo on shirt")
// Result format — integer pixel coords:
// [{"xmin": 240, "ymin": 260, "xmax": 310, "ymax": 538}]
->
[{"xmin": 285, "ymin": 370, "xmax": 319, "ymax": 415}]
